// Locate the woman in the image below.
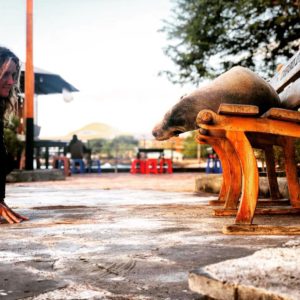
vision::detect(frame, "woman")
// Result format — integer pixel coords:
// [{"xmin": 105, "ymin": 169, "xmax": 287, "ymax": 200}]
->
[{"xmin": 0, "ymin": 46, "xmax": 28, "ymax": 223}]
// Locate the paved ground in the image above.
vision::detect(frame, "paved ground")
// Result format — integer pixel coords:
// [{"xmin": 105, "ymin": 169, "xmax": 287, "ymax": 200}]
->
[{"xmin": 1, "ymin": 173, "xmax": 299, "ymax": 299}]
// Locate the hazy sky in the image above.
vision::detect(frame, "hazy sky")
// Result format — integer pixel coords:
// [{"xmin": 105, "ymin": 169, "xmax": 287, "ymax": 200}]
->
[{"xmin": 0, "ymin": 0, "xmax": 195, "ymax": 138}]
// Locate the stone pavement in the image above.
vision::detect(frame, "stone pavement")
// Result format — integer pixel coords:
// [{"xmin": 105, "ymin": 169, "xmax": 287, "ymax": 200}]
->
[{"xmin": 1, "ymin": 173, "xmax": 299, "ymax": 299}]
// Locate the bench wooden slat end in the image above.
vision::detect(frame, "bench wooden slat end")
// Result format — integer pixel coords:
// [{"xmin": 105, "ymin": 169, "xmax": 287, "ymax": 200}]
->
[
  {"xmin": 218, "ymin": 103, "xmax": 259, "ymax": 116},
  {"xmin": 262, "ymin": 107, "xmax": 300, "ymax": 123},
  {"xmin": 223, "ymin": 224, "xmax": 300, "ymax": 235}
]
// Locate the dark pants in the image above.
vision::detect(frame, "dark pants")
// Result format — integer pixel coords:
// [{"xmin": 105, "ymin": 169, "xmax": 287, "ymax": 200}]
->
[
  {"xmin": 0, "ymin": 148, "xmax": 7, "ymax": 200},
  {"xmin": 0, "ymin": 119, "xmax": 10, "ymax": 201},
  {"xmin": 0, "ymin": 147, "xmax": 14, "ymax": 201}
]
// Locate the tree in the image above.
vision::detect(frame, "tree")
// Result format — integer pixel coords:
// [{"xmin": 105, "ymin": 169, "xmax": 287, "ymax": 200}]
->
[
  {"xmin": 183, "ymin": 131, "xmax": 210, "ymax": 158},
  {"xmin": 183, "ymin": 132, "xmax": 198, "ymax": 158},
  {"xmin": 4, "ymin": 116, "xmax": 23, "ymax": 169},
  {"xmin": 89, "ymin": 135, "xmax": 139, "ymax": 159},
  {"xmin": 87, "ymin": 139, "xmax": 104, "ymax": 154},
  {"xmin": 161, "ymin": 0, "xmax": 300, "ymax": 84},
  {"xmin": 110, "ymin": 135, "xmax": 139, "ymax": 159}
]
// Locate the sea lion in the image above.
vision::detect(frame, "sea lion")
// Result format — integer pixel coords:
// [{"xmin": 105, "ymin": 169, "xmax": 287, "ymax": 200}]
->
[{"xmin": 152, "ymin": 66, "xmax": 281, "ymax": 141}]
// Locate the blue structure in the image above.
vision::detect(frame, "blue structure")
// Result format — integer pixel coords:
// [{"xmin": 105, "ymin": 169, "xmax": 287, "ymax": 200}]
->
[
  {"xmin": 71, "ymin": 159, "xmax": 101, "ymax": 174},
  {"xmin": 87, "ymin": 160, "xmax": 101, "ymax": 174},
  {"xmin": 71, "ymin": 159, "xmax": 85, "ymax": 174},
  {"xmin": 206, "ymin": 155, "xmax": 222, "ymax": 174}
]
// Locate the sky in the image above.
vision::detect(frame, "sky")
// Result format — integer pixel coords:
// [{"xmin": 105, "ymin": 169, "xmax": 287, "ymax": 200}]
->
[{"xmin": 0, "ymin": 0, "xmax": 195, "ymax": 139}]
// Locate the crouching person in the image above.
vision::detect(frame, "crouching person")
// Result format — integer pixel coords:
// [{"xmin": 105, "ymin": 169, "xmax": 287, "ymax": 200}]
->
[{"xmin": 0, "ymin": 46, "xmax": 28, "ymax": 223}]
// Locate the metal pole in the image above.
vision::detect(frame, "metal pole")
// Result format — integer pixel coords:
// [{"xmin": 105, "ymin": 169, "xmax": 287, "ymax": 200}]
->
[
  {"xmin": 25, "ymin": 0, "xmax": 34, "ymax": 170},
  {"xmin": 114, "ymin": 144, "xmax": 118, "ymax": 173},
  {"xmin": 197, "ymin": 143, "xmax": 201, "ymax": 164}
]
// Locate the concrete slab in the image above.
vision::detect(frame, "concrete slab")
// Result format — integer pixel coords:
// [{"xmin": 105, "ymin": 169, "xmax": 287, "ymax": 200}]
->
[
  {"xmin": 7, "ymin": 170, "xmax": 65, "ymax": 183},
  {"xmin": 1, "ymin": 174, "xmax": 299, "ymax": 299},
  {"xmin": 189, "ymin": 241, "xmax": 300, "ymax": 299},
  {"xmin": 195, "ymin": 174, "xmax": 290, "ymax": 198}
]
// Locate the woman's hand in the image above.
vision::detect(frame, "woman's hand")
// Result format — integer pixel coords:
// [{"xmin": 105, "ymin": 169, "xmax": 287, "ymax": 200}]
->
[{"xmin": 0, "ymin": 202, "xmax": 28, "ymax": 224}]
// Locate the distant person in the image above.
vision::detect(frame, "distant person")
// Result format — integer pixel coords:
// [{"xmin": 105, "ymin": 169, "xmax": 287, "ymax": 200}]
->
[
  {"xmin": 0, "ymin": 46, "xmax": 28, "ymax": 223},
  {"xmin": 83, "ymin": 148, "xmax": 92, "ymax": 172},
  {"xmin": 136, "ymin": 152, "xmax": 141, "ymax": 160},
  {"xmin": 158, "ymin": 153, "xmax": 166, "ymax": 173},
  {"xmin": 68, "ymin": 134, "xmax": 87, "ymax": 159}
]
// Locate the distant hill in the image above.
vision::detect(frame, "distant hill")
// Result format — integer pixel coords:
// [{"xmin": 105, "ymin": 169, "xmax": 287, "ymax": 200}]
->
[
  {"xmin": 46, "ymin": 122, "xmax": 122, "ymax": 141},
  {"xmin": 66, "ymin": 122, "xmax": 122, "ymax": 141}
]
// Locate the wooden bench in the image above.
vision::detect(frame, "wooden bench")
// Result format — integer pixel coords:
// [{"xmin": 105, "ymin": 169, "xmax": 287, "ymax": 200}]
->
[{"xmin": 195, "ymin": 50, "xmax": 300, "ymax": 234}]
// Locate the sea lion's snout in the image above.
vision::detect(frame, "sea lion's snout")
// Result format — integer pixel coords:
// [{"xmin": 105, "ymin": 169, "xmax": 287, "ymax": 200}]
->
[
  {"xmin": 152, "ymin": 123, "xmax": 184, "ymax": 141},
  {"xmin": 152, "ymin": 124, "xmax": 167, "ymax": 141},
  {"xmin": 152, "ymin": 128, "xmax": 159, "ymax": 138}
]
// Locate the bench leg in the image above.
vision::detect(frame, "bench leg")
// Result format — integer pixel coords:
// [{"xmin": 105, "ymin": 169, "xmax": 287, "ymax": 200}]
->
[
  {"xmin": 212, "ymin": 139, "xmax": 229, "ymax": 203},
  {"xmin": 196, "ymin": 135, "xmax": 228, "ymax": 203},
  {"xmin": 196, "ymin": 135, "xmax": 229, "ymax": 204},
  {"xmin": 264, "ymin": 146, "xmax": 282, "ymax": 200},
  {"xmin": 226, "ymin": 131, "xmax": 259, "ymax": 225},
  {"xmin": 222, "ymin": 138, "xmax": 242, "ymax": 209},
  {"xmin": 282, "ymin": 137, "xmax": 300, "ymax": 208},
  {"xmin": 196, "ymin": 135, "xmax": 241, "ymax": 209},
  {"xmin": 212, "ymin": 137, "xmax": 242, "ymax": 209}
]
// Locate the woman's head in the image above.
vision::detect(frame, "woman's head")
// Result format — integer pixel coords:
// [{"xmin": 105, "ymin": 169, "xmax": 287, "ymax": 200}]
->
[{"xmin": 0, "ymin": 47, "xmax": 20, "ymax": 116}]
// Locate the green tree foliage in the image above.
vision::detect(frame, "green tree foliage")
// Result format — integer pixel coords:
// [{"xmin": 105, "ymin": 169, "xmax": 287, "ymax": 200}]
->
[
  {"xmin": 294, "ymin": 139, "xmax": 300, "ymax": 165},
  {"xmin": 89, "ymin": 135, "xmax": 139, "ymax": 158},
  {"xmin": 4, "ymin": 116, "xmax": 23, "ymax": 168},
  {"xmin": 183, "ymin": 131, "xmax": 210, "ymax": 158},
  {"xmin": 256, "ymin": 144, "xmax": 300, "ymax": 172},
  {"xmin": 183, "ymin": 132, "xmax": 198, "ymax": 158},
  {"xmin": 87, "ymin": 138, "xmax": 105, "ymax": 154},
  {"xmin": 161, "ymin": 0, "xmax": 300, "ymax": 84}
]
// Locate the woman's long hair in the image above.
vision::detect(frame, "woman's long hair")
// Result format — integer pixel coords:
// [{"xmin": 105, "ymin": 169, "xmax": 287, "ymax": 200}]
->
[{"xmin": 0, "ymin": 46, "xmax": 21, "ymax": 120}]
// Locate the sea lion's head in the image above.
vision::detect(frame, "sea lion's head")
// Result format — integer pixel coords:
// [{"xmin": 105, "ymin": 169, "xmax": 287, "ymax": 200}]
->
[{"xmin": 152, "ymin": 95, "xmax": 200, "ymax": 141}]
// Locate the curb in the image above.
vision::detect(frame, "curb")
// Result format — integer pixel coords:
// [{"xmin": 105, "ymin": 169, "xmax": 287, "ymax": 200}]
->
[
  {"xmin": 194, "ymin": 174, "xmax": 289, "ymax": 198},
  {"xmin": 189, "ymin": 268, "xmax": 288, "ymax": 300},
  {"xmin": 6, "ymin": 169, "xmax": 65, "ymax": 182}
]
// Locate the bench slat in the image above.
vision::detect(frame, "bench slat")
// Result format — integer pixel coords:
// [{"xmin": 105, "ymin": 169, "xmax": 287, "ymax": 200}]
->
[
  {"xmin": 278, "ymin": 77, "xmax": 300, "ymax": 109},
  {"xmin": 269, "ymin": 50, "xmax": 300, "ymax": 93},
  {"xmin": 218, "ymin": 103, "xmax": 259, "ymax": 116},
  {"xmin": 223, "ymin": 224, "xmax": 300, "ymax": 235},
  {"xmin": 262, "ymin": 107, "xmax": 300, "ymax": 123}
]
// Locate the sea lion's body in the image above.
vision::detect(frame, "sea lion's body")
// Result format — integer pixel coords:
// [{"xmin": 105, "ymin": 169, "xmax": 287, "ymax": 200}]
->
[{"xmin": 152, "ymin": 66, "xmax": 281, "ymax": 140}]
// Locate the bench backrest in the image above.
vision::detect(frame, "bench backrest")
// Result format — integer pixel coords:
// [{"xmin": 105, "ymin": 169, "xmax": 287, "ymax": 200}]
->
[{"xmin": 269, "ymin": 50, "xmax": 300, "ymax": 109}]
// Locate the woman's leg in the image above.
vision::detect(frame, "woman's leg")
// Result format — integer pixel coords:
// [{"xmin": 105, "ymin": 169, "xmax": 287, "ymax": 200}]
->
[
  {"xmin": 0, "ymin": 151, "xmax": 28, "ymax": 223},
  {"xmin": 0, "ymin": 148, "xmax": 7, "ymax": 201},
  {"xmin": 0, "ymin": 164, "xmax": 6, "ymax": 201}
]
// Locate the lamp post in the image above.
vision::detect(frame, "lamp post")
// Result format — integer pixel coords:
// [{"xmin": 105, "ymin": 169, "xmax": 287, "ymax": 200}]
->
[{"xmin": 25, "ymin": 0, "xmax": 34, "ymax": 170}]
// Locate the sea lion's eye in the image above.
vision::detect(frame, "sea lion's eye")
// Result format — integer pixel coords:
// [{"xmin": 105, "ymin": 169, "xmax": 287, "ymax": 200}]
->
[{"xmin": 168, "ymin": 116, "xmax": 185, "ymax": 127}]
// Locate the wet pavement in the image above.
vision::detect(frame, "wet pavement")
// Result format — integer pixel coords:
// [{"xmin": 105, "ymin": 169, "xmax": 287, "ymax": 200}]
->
[{"xmin": 1, "ymin": 173, "xmax": 299, "ymax": 299}]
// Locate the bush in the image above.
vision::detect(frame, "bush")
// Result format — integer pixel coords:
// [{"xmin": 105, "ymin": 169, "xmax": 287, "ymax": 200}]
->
[{"xmin": 4, "ymin": 116, "xmax": 23, "ymax": 169}]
